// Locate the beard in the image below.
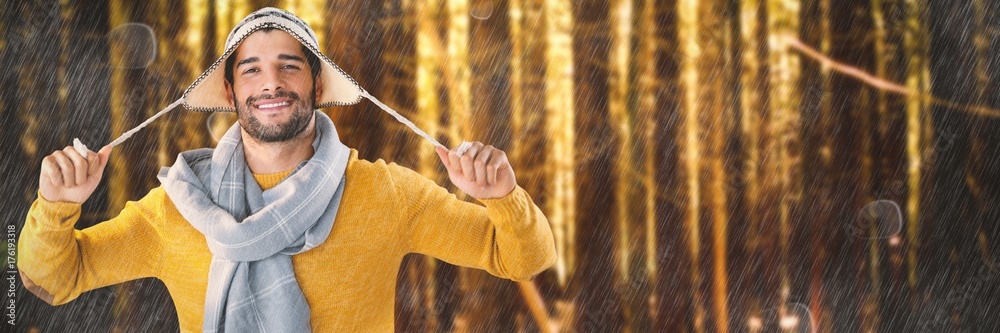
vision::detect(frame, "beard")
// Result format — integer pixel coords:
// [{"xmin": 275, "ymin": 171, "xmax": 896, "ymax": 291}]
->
[{"xmin": 234, "ymin": 90, "xmax": 314, "ymax": 143}]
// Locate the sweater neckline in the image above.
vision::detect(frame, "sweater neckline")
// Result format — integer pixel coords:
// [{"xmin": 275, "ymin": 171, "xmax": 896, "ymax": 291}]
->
[{"xmin": 252, "ymin": 169, "xmax": 294, "ymax": 190}]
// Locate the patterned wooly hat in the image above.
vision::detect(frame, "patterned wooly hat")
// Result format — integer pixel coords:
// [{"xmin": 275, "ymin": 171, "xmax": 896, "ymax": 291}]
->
[
  {"xmin": 183, "ymin": 7, "xmax": 363, "ymax": 112},
  {"xmin": 72, "ymin": 7, "xmax": 447, "ymax": 158}
]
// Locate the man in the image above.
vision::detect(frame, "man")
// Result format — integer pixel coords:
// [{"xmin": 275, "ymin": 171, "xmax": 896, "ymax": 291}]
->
[{"xmin": 19, "ymin": 8, "xmax": 556, "ymax": 332}]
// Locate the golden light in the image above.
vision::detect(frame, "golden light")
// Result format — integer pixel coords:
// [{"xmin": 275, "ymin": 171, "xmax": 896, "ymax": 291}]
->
[
  {"xmin": 543, "ymin": 0, "xmax": 577, "ymax": 288},
  {"xmin": 779, "ymin": 314, "xmax": 800, "ymax": 330},
  {"xmin": 747, "ymin": 316, "xmax": 763, "ymax": 331}
]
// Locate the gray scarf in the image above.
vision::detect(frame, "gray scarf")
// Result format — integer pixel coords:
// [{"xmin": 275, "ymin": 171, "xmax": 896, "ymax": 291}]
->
[{"xmin": 157, "ymin": 110, "xmax": 349, "ymax": 333}]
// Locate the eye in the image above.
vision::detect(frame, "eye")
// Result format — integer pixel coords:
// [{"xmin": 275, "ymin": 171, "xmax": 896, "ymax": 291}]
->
[
  {"xmin": 241, "ymin": 67, "xmax": 259, "ymax": 75},
  {"xmin": 282, "ymin": 64, "xmax": 301, "ymax": 70}
]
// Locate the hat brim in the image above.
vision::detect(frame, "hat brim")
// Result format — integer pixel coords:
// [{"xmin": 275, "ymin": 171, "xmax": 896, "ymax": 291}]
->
[{"xmin": 182, "ymin": 21, "xmax": 363, "ymax": 112}]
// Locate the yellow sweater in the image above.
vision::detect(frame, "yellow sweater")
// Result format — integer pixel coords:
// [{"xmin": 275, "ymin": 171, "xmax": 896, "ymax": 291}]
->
[{"xmin": 18, "ymin": 149, "xmax": 557, "ymax": 332}]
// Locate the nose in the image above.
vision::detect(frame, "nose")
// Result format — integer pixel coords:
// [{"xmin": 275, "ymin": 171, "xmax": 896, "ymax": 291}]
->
[{"xmin": 260, "ymin": 68, "xmax": 283, "ymax": 93}]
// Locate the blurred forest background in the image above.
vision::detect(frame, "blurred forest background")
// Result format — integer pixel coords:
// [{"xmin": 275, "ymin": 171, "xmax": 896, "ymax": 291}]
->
[{"xmin": 2, "ymin": 0, "xmax": 1000, "ymax": 332}]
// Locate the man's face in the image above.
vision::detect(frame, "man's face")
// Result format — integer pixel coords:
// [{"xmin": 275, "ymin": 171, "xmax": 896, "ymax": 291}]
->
[{"xmin": 226, "ymin": 30, "xmax": 322, "ymax": 143}]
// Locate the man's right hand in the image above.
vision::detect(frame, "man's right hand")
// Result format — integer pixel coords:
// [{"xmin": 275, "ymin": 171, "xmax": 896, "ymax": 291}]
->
[{"xmin": 39, "ymin": 145, "xmax": 112, "ymax": 203}]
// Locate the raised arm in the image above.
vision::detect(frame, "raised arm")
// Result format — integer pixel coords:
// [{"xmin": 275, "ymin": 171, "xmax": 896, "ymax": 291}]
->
[
  {"xmin": 392, "ymin": 142, "xmax": 556, "ymax": 281},
  {"xmin": 17, "ymin": 145, "xmax": 163, "ymax": 305}
]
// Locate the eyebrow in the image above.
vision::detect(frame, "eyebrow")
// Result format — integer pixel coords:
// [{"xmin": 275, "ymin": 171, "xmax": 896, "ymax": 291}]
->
[
  {"xmin": 235, "ymin": 54, "xmax": 303, "ymax": 69},
  {"xmin": 236, "ymin": 57, "xmax": 258, "ymax": 68},
  {"xmin": 277, "ymin": 54, "xmax": 305, "ymax": 63}
]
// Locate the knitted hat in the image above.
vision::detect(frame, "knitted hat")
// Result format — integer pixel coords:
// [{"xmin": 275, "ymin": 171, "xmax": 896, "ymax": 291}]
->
[{"xmin": 182, "ymin": 7, "xmax": 363, "ymax": 112}]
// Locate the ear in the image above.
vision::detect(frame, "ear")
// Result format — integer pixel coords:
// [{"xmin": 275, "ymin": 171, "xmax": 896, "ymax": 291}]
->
[
  {"xmin": 313, "ymin": 73, "xmax": 324, "ymax": 104},
  {"xmin": 224, "ymin": 79, "xmax": 235, "ymax": 106}
]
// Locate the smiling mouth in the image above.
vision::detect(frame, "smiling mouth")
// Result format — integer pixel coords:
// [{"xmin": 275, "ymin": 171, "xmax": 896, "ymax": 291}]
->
[{"xmin": 255, "ymin": 101, "xmax": 292, "ymax": 110}]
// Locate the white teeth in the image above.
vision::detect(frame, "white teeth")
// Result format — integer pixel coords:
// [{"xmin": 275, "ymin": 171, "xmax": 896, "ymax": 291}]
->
[{"xmin": 257, "ymin": 101, "xmax": 291, "ymax": 109}]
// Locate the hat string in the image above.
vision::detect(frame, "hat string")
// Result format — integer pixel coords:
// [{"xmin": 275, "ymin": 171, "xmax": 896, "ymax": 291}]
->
[
  {"xmin": 74, "ymin": 97, "xmax": 184, "ymax": 158},
  {"xmin": 358, "ymin": 89, "xmax": 446, "ymax": 149},
  {"xmin": 73, "ymin": 92, "xmax": 461, "ymax": 159}
]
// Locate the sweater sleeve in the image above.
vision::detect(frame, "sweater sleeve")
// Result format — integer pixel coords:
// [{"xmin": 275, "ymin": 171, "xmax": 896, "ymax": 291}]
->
[
  {"xmin": 17, "ymin": 188, "xmax": 165, "ymax": 305},
  {"xmin": 390, "ymin": 163, "xmax": 557, "ymax": 281}
]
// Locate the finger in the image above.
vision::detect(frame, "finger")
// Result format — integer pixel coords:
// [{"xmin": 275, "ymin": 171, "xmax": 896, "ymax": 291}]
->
[
  {"xmin": 491, "ymin": 152, "xmax": 509, "ymax": 185},
  {"xmin": 51, "ymin": 151, "xmax": 75, "ymax": 187},
  {"xmin": 59, "ymin": 151, "xmax": 78, "ymax": 187},
  {"xmin": 435, "ymin": 146, "xmax": 451, "ymax": 169},
  {"xmin": 477, "ymin": 145, "xmax": 495, "ymax": 165},
  {"xmin": 448, "ymin": 149, "xmax": 462, "ymax": 174},
  {"xmin": 487, "ymin": 160, "xmax": 498, "ymax": 186},
  {"xmin": 463, "ymin": 141, "xmax": 484, "ymax": 159},
  {"xmin": 461, "ymin": 143, "xmax": 483, "ymax": 181},
  {"xmin": 63, "ymin": 146, "xmax": 88, "ymax": 186},
  {"xmin": 461, "ymin": 154, "xmax": 475, "ymax": 181},
  {"xmin": 475, "ymin": 146, "xmax": 494, "ymax": 186},
  {"xmin": 475, "ymin": 161, "xmax": 487, "ymax": 186},
  {"xmin": 42, "ymin": 155, "xmax": 63, "ymax": 187}
]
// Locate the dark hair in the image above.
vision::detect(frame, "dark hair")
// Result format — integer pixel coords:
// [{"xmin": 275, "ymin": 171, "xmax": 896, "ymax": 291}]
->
[{"xmin": 224, "ymin": 28, "xmax": 321, "ymax": 85}]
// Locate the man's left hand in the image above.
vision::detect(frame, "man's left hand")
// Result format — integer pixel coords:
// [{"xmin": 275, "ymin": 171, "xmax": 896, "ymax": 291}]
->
[{"xmin": 435, "ymin": 142, "xmax": 517, "ymax": 200}]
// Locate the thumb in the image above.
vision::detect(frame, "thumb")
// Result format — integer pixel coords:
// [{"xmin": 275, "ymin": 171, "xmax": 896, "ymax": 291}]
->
[
  {"xmin": 435, "ymin": 146, "xmax": 451, "ymax": 169},
  {"xmin": 91, "ymin": 145, "xmax": 112, "ymax": 175}
]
